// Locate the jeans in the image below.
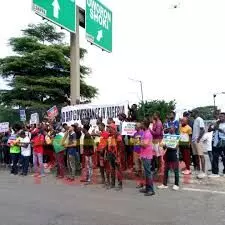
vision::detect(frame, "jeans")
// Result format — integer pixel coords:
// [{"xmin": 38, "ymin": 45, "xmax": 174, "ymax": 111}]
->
[
  {"xmin": 141, "ymin": 158, "xmax": 154, "ymax": 192},
  {"xmin": 56, "ymin": 151, "xmax": 65, "ymax": 177},
  {"xmin": 21, "ymin": 155, "xmax": 30, "ymax": 175},
  {"xmin": 33, "ymin": 152, "xmax": 44, "ymax": 175},
  {"xmin": 85, "ymin": 156, "xmax": 93, "ymax": 182},
  {"xmin": 11, "ymin": 153, "xmax": 20, "ymax": 174},
  {"xmin": 67, "ymin": 152, "xmax": 80, "ymax": 178},
  {"xmin": 163, "ymin": 161, "xmax": 179, "ymax": 186},
  {"xmin": 212, "ymin": 147, "xmax": 225, "ymax": 174}
]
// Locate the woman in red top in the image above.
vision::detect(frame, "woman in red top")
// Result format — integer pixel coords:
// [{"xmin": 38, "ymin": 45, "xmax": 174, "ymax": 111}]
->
[{"xmin": 31, "ymin": 129, "xmax": 45, "ymax": 177}]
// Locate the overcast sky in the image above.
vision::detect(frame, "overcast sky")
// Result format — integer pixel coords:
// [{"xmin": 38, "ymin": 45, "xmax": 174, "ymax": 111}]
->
[{"xmin": 1, "ymin": 0, "xmax": 225, "ymax": 111}]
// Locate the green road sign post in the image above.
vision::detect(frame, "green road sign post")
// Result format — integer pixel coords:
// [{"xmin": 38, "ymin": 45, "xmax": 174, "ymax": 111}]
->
[
  {"xmin": 86, "ymin": 0, "xmax": 112, "ymax": 52},
  {"xmin": 32, "ymin": 0, "xmax": 76, "ymax": 33},
  {"xmin": 32, "ymin": 0, "xmax": 80, "ymax": 105}
]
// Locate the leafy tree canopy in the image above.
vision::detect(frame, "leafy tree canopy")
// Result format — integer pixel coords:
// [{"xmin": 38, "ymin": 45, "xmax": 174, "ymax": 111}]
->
[
  {"xmin": 0, "ymin": 23, "xmax": 98, "ymax": 112},
  {"xmin": 192, "ymin": 105, "xmax": 216, "ymax": 120},
  {"xmin": 137, "ymin": 100, "xmax": 176, "ymax": 122}
]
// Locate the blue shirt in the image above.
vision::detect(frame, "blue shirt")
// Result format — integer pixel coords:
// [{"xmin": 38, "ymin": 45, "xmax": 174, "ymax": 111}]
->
[{"xmin": 166, "ymin": 120, "xmax": 180, "ymax": 135}]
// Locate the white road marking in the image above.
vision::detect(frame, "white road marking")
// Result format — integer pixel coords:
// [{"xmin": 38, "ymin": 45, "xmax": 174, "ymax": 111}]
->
[{"xmin": 183, "ymin": 187, "xmax": 225, "ymax": 195}]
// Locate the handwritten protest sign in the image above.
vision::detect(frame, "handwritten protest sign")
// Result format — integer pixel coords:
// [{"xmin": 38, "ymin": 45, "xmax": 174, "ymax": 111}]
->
[
  {"xmin": 163, "ymin": 134, "xmax": 180, "ymax": 149},
  {"xmin": 30, "ymin": 113, "xmax": 39, "ymax": 125},
  {"xmin": 122, "ymin": 122, "xmax": 136, "ymax": 136},
  {"xmin": 0, "ymin": 122, "xmax": 9, "ymax": 133}
]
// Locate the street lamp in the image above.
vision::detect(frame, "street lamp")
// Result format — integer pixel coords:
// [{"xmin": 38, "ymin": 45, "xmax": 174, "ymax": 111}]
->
[
  {"xmin": 213, "ymin": 92, "xmax": 225, "ymax": 116},
  {"xmin": 129, "ymin": 78, "xmax": 145, "ymax": 117},
  {"xmin": 128, "ymin": 78, "xmax": 144, "ymax": 103}
]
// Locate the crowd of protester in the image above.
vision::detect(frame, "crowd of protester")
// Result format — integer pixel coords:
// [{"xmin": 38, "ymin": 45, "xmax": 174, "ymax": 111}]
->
[{"xmin": 0, "ymin": 105, "xmax": 225, "ymax": 197}]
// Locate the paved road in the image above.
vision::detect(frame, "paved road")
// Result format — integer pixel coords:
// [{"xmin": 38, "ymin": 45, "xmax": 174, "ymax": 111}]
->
[{"xmin": 0, "ymin": 170, "xmax": 225, "ymax": 225}]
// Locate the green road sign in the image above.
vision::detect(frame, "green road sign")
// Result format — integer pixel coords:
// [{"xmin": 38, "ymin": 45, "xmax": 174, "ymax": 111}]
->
[
  {"xmin": 32, "ymin": 0, "xmax": 76, "ymax": 33},
  {"xmin": 86, "ymin": 0, "xmax": 112, "ymax": 52}
]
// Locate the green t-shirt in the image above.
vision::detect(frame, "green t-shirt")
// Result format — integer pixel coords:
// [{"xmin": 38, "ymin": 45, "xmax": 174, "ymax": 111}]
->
[
  {"xmin": 53, "ymin": 133, "xmax": 65, "ymax": 153},
  {"xmin": 9, "ymin": 137, "xmax": 20, "ymax": 154}
]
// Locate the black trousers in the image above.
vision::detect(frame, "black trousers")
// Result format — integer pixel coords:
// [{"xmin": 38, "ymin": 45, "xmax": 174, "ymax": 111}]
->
[
  {"xmin": 11, "ymin": 153, "xmax": 20, "ymax": 174},
  {"xmin": 212, "ymin": 146, "xmax": 225, "ymax": 175}
]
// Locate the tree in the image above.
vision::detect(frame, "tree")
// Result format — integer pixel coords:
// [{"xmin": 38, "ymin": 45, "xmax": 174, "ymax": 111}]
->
[
  {"xmin": 0, "ymin": 107, "xmax": 20, "ymax": 125},
  {"xmin": 137, "ymin": 100, "xmax": 176, "ymax": 122},
  {"xmin": 192, "ymin": 106, "xmax": 216, "ymax": 120},
  {"xmin": 0, "ymin": 23, "xmax": 98, "ymax": 111}
]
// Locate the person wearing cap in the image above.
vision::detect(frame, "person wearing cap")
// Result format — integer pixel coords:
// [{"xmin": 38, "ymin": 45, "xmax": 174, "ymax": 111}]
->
[
  {"xmin": 19, "ymin": 131, "xmax": 31, "ymax": 176},
  {"xmin": 106, "ymin": 123, "xmax": 123, "ymax": 190}
]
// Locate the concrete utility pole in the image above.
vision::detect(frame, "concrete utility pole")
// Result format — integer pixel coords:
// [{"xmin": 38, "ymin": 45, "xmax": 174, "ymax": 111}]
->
[{"xmin": 70, "ymin": 6, "xmax": 80, "ymax": 105}]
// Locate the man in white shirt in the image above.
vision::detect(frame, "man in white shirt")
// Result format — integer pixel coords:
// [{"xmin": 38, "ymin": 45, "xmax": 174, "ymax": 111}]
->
[
  {"xmin": 19, "ymin": 131, "xmax": 31, "ymax": 176},
  {"xmin": 191, "ymin": 110, "xmax": 206, "ymax": 178}
]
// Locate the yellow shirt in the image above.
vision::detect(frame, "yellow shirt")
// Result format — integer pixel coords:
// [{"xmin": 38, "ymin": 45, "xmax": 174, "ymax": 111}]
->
[{"xmin": 179, "ymin": 125, "xmax": 192, "ymax": 143}]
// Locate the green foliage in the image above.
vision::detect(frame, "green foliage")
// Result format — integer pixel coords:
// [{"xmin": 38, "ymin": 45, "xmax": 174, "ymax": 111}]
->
[
  {"xmin": 0, "ymin": 23, "xmax": 98, "ymax": 111},
  {"xmin": 192, "ymin": 105, "xmax": 215, "ymax": 120},
  {"xmin": 0, "ymin": 107, "xmax": 20, "ymax": 125},
  {"xmin": 22, "ymin": 23, "xmax": 65, "ymax": 44},
  {"xmin": 138, "ymin": 100, "xmax": 176, "ymax": 122}
]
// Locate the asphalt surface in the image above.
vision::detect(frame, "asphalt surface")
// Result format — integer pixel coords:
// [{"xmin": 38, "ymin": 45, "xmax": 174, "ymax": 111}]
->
[{"xmin": 1, "ymin": 168, "xmax": 225, "ymax": 225}]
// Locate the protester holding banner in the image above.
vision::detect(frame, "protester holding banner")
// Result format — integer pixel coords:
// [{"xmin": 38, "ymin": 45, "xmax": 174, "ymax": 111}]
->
[{"xmin": 158, "ymin": 129, "xmax": 180, "ymax": 191}]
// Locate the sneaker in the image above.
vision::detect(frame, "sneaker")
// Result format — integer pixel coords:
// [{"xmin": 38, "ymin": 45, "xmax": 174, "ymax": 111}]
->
[
  {"xmin": 136, "ymin": 184, "xmax": 144, "ymax": 189},
  {"xmin": 144, "ymin": 191, "xmax": 155, "ymax": 196},
  {"xmin": 182, "ymin": 170, "xmax": 191, "ymax": 175},
  {"xmin": 84, "ymin": 181, "xmax": 91, "ymax": 185},
  {"xmin": 37, "ymin": 174, "xmax": 46, "ymax": 178},
  {"xmin": 172, "ymin": 185, "xmax": 179, "ymax": 191},
  {"xmin": 31, "ymin": 173, "xmax": 38, "ymax": 177},
  {"xmin": 139, "ymin": 188, "xmax": 147, "ymax": 193},
  {"xmin": 197, "ymin": 173, "xmax": 207, "ymax": 179},
  {"xmin": 157, "ymin": 184, "xmax": 168, "ymax": 189},
  {"xmin": 208, "ymin": 174, "xmax": 220, "ymax": 178},
  {"xmin": 80, "ymin": 179, "xmax": 88, "ymax": 182}
]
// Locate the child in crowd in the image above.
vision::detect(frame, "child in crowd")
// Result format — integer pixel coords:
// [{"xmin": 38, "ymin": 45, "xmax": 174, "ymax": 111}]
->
[
  {"xmin": 158, "ymin": 129, "xmax": 180, "ymax": 191},
  {"xmin": 201, "ymin": 126, "xmax": 213, "ymax": 171}
]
